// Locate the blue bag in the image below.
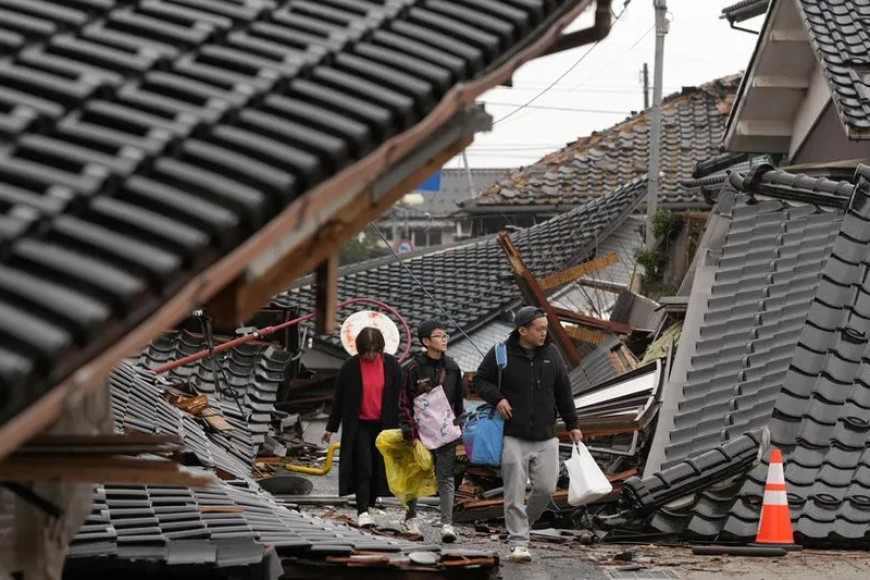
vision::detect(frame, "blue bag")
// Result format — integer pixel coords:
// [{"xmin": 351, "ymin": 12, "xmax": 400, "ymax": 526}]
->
[
  {"xmin": 462, "ymin": 342, "xmax": 508, "ymax": 467},
  {"xmin": 461, "ymin": 405, "xmax": 504, "ymax": 467}
]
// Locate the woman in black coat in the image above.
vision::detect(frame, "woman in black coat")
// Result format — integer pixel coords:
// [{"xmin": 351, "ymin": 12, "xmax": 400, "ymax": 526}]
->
[{"xmin": 322, "ymin": 327, "xmax": 402, "ymax": 528}]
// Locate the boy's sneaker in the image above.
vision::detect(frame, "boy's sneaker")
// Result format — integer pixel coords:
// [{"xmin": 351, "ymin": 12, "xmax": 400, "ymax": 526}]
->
[
  {"xmin": 508, "ymin": 546, "xmax": 532, "ymax": 563},
  {"xmin": 357, "ymin": 512, "xmax": 375, "ymax": 528},
  {"xmin": 401, "ymin": 517, "xmax": 421, "ymax": 536},
  {"xmin": 441, "ymin": 524, "xmax": 458, "ymax": 543}
]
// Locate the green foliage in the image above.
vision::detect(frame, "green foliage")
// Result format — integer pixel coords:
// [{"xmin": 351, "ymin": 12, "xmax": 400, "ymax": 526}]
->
[
  {"xmin": 339, "ymin": 230, "xmax": 380, "ymax": 265},
  {"xmin": 652, "ymin": 209, "xmax": 682, "ymax": 240},
  {"xmin": 635, "ymin": 248, "xmax": 665, "ymax": 284},
  {"xmin": 635, "ymin": 209, "xmax": 686, "ymax": 299}
]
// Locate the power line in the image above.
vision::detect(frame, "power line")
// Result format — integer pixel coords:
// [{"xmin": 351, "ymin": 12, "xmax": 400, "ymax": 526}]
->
[
  {"xmin": 492, "ymin": 1, "xmax": 633, "ymax": 127},
  {"xmin": 564, "ymin": 23, "xmax": 656, "ymax": 91},
  {"xmin": 465, "ymin": 144, "xmax": 567, "ymax": 150},
  {"xmin": 480, "ymin": 101, "xmax": 631, "ymax": 114},
  {"xmin": 493, "ymin": 84, "xmax": 680, "ymax": 94}
]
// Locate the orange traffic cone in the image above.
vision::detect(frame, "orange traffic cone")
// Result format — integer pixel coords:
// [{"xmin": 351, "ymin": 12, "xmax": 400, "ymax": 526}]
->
[{"xmin": 755, "ymin": 448, "xmax": 795, "ymax": 545}]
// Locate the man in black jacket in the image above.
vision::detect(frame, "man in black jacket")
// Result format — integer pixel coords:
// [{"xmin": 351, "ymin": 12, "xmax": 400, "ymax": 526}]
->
[
  {"xmin": 399, "ymin": 319, "xmax": 463, "ymax": 543},
  {"xmin": 473, "ymin": 307, "xmax": 582, "ymax": 563}
]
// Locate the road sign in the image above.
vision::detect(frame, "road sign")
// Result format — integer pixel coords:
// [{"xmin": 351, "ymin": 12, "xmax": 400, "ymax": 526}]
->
[
  {"xmin": 395, "ymin": 239, "xmax": 414, "ymax": 254},
  {"xmin": 340, "ymin": 310, "xmax": 400, "ymax": 356}
]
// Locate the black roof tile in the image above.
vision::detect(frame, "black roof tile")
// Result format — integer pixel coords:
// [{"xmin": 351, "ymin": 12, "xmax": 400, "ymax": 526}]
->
[
  {"xmin": 721, "ymin": 1, "xmax": 769, "ymax": 24},
  {"xmin": 795, "ymin": 1, "xmax": 870, "ymax": 138},
  {"xmin": 75, "ymin": 361, "xmax": 429, "ymax": 566},
  {"xmin": 646, "ymin": 165, "xmax": 870, "ymax": 546},
  {"xmin": 274, "ymin": 177, "xmax": 646, "ymax": 358},
  {"xmin": 0, "ymin": 0, "xmax": 582, "ymax": 429},
  {"xmin": 469, "ymin": 76, "xmax": 740, "ymax": 210}
]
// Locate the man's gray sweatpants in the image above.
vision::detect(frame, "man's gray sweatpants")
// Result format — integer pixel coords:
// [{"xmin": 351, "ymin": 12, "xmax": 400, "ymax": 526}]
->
[{"xmin": 502, "ymin": 435, "xmax": 559, "ymax": 546}]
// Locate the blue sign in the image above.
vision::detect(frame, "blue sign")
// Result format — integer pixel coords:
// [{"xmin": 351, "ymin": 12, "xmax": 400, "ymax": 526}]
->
[{"xmin": 418, "ymin": 170, "xmax": 441, "ymax": 192}]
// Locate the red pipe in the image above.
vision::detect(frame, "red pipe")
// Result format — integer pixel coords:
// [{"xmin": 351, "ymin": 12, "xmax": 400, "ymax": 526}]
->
[{"xmin": 149, "ymin": 297, "xmax": 413, "ymax": 374}]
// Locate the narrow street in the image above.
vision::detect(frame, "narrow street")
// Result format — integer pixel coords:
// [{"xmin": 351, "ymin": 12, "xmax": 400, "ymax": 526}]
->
[{"xmin": 299, "ymin": 420, "xmax": 870, "ymax": 580}]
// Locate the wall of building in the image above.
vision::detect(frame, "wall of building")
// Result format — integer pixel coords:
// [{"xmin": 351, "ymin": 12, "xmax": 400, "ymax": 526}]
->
[{"xmin": 792, "ymin": 103, "xmax": 870, "ymax": 165}]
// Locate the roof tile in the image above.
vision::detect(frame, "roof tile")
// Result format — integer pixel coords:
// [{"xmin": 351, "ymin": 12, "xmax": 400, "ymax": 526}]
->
[{"xmin": 469, "ymin": 76, "xmax": 741, "ymax": 210}]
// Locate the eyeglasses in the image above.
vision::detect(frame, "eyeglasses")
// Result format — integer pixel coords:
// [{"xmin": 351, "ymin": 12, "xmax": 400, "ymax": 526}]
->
[{"xmin": 429, "ymin": 333, "xmax": 449, "ymax": 340}]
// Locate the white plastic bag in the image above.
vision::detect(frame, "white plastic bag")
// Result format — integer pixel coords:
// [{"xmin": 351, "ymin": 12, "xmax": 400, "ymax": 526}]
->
[{"xmin": 566, "ymin": 442, "xmax": 613, "ymax": 506}]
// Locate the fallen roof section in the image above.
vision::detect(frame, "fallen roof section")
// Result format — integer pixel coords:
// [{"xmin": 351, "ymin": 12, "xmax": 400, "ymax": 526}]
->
[
  {"xmin": 0, "ymin": 0, "xmax": 606, "ymax": 462},
  {"xmin": 67, "ymin": 360, "xmax": 496, "ymax": 576},
  {"xmin": 643, "ymin": 164, "xmax": 870, "ymax": 546},
  {"xmin": 273, "ymin": 177, "xmax": 648, "ymax": 362},
  {"xmin": 462, "ymin": 75, "xmax": 741, "ymax": 211}
]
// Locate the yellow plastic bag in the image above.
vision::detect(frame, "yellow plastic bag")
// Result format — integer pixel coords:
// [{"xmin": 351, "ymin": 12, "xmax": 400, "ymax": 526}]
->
[{"xmin": 375, "ymin": 429, "xmax": 437, "ymax": 507}]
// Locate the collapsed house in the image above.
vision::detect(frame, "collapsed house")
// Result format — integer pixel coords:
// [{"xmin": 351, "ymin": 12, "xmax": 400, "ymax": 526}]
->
[
  {"xmin": 629, "ymin": 165, "xmax": 870, "ymax": 546},
  {"xmin": 63, "ymin": 361, "xmax": 497, "ymax": 579},
  {"xmin": 274, "ymin": 175, "xmax": 648, "ymax": 384},
  {"xmin": 0, "ymin": 0, "xmax": 619, "ymax": 577}
]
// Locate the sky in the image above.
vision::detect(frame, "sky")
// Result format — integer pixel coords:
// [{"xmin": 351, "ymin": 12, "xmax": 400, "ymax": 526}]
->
[{"xmin": 449, "ymin": 0, "xmax": 763, "ymax": 169}]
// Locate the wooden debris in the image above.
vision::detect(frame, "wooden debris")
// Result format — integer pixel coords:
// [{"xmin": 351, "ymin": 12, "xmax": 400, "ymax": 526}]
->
[
  {"xmin": 453, "ymin": 469, "xmax": 637, "ymax": 523},
  {"xmin": 19, "ymin": 433, "xmax": 182, "ymax": 455},
  {"xmin": 0, "ymin": 454, "xmax": 214, "ymax": 486}
]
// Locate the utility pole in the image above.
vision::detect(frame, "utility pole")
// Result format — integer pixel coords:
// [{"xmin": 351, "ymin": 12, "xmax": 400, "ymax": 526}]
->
[
  {"xmin": 646, "ymin": 0, "xmax": 668, "ymax": 248},
  {"xmin": 642, "ymin": 63, "xmax": 650, "ymax": 109},
  {"xmin": 461, "ymin": 150, "xmax": 476, "ymax": 198}
]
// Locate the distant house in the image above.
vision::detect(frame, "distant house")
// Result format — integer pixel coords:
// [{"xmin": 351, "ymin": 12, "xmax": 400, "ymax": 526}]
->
[
  {"xmin": 458, "ymin": 75, "xmax": 743, "ymax": 237},
  {"xmin": 374, "ymin": 167, "xmax": 509, "ymax": 252}
]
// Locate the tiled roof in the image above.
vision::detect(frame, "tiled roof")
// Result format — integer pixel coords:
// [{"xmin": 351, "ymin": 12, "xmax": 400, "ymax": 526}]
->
[
  {"xmin": 70, "ymin": 361, "xmax": 427, "ymax": 568},
  {"xmin": 0, "ymin": 0, "xmax": 588, "ymax": 431},
  {"xmin": 399, "ymin": 167, "xmax": 510, "ymax": 218},
  {"xmin": 466, "ymin": 75, "xmax": 741, "ymax": 210},
  {"xmin": 797, "ymin": 0, "xmax": 870, "ymax": 138},
  {"xmin": 646, "ymin": 165, "xmax": 870, "ymax": 546},
  {"xmin": 273, "ymin": 177, "xmax": 648, "ymax": 358}
]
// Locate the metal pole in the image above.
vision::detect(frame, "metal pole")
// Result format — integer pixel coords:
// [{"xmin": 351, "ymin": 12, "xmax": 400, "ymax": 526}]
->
[
  {"xmin": 642, "ymin": 62, "xmax": 650, "ymax": 109},
  {"xmin": 646, "ymin": 0, "xmax": 668, "ymax": 248},
  {"xmin": 461, "ymin": 150, "xmax": 476, "ymax": 198}
]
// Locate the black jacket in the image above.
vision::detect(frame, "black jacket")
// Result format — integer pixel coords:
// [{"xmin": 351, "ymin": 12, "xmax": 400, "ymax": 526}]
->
[
  {"xmin": 399, "ymin": 353, "xmax": 463, "ymax": 441},
  {"xmin": 473, "ymin": 335, "xmax": 578, "ymax": 441},
  {"xmin": 326, "ymin": 354, "xmax": 402, "ymax": 497}
]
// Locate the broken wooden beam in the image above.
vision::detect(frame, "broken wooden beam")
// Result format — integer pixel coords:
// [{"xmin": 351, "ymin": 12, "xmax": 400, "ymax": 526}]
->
[
  {"xmin": 563, "ymin": 325, "xmax": 608, "ymax": 344},
  {"xmin": 537, "ymin": 253, "xmax": 619, "ymax": 291},
  {"xmin": 0, "ymin": 455, "xmax": 215, "ymax": 486},
  {"xmin": 315, "ymin": 254, "xmax": 339, "ymax": 335},
  {"xmin": 497, "ymin": 232, "xmax": 582, "ymax": 367},
  {"xmin": 552, "ymin": 307, "xmax": 633, "ymax": 335}
]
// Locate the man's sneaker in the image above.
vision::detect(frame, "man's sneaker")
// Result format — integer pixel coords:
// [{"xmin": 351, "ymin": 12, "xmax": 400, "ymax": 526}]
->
[
  {"xmin": 508, "ymin": 546, "xmax": 532, "ymax": 563},
  {"xmin": 357, "ymin": 512, "xmax": 375, "ymax": 528},
  {"xmin": 441, "ymin": 524, "xmax": 457, "ymax": 543},
  {"xmin": 401, "ymin": 517, "xmax": 421, "ymax": 536}
]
